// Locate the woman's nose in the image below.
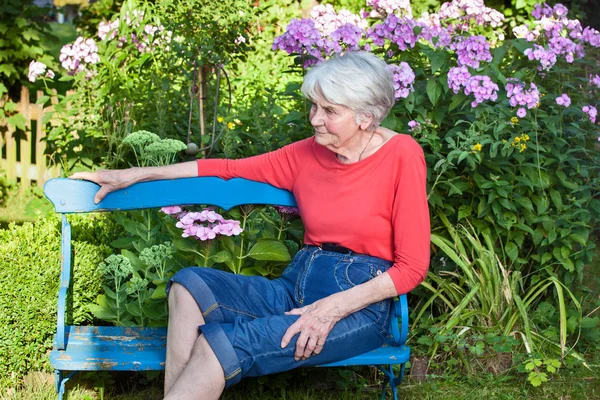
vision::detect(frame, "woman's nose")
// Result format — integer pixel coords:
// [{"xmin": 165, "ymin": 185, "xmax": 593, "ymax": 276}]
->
[{"xmin": 310, "ymin": 109, "xmax": 323, "ymax": 126}]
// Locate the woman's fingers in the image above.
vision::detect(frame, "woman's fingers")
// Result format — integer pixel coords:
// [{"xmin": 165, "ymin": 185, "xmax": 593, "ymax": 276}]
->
[
  {"xmin": 93, "ymin": 185, "xmax": 114, "ymax": 204},
  {"xmin": 302, "ymin": 335, "xmax": 319, "ymax": 360},
  {"xmin": 294, "ymin": 330, "xmax": 310, "ymax": 361},
  {"xmin": 69, "ymin": 171, "xmax": 98, "ymax": 182}
]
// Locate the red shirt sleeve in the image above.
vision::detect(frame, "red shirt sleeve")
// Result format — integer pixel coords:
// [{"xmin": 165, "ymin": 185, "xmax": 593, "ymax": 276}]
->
[
  {"xmin": 386, "ymin": 148, "xmax": 431, "ymax": 295},
  {"xmin": 196, "ymin": 139, "xmax": 311, "ymax": 191}
]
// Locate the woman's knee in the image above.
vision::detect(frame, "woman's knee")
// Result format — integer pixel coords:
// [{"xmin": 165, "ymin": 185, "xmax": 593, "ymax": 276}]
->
[{"xmin": 168, "ymin": 282, "xmax": 196, "ymax": 309}]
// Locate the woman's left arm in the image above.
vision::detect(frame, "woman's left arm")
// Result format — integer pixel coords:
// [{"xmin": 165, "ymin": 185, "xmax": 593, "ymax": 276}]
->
[{"xmin": 280, "ymin": 272, "xmax": 396, "ymax": 361}]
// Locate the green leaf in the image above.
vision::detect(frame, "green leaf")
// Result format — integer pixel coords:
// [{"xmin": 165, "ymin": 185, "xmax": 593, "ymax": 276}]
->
[
  {"xmin": 212, "ymin": 250, "xmax": 232, "ymax": 263},
  {"xmin": 426, "ymin": 78, "xmax": 442, "ymax": 107},
  {"xmin": 458, "ymin": 205, "xmax": 472, "ymax": 220},
  {"xmin": 151, "ymin": 283, "xmax": 167, "ymax": 299},
  {"xmin": 580, "ymin": 316, "xmax": 599, "ymax": 329},
  {"xmin": 110, "ymin": 236, "xmax": 136, "ymax": 249},
  {"xmin": 247, "ymin": 239, "xmax": 291, "ymax": 262},
  {"xmin": 88, "ymin": 304, "xmax": 117, "ymax": 320},
  {"xmin": 505, "ymin": 241, "xmax": 518, "ymax": 262},
  {"xmin": 7, "ymin": 113, "xmax": 27, "ymax": 131},
  {"xmin": 35, "ymin": 95, "xmax": 49, "ymax": 105}
]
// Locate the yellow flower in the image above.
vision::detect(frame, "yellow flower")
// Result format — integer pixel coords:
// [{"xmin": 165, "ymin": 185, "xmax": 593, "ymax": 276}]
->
[
  {"xmin": 536, "ymin": 102, "xmax": 540, "ymax": 108},
  {"xmin": 234, "ymin": 118, "xmax": 242, "ymax": 125},
  {"xmin": 217, "ymin": 116, "xmax": 224, "ymax": 123},
  {"xmin": 511, "ymin": 117, "xmax": 519, "ymax": 124},
  {"xmin": 520, "ymin": 143, "xmax": 527, "ymax": 152},
  {"xmin": 514, "ymin": 136, "xmax": 521, "ymax": 143},
  {"xmin": 472, "ymin": 143, "xmax": 482, "ymax": 152},
  {"xmin": 523, "ymin": 134, "xmax": 530, "ymax": 141},
  {"xmin": 227, "ymin": 122, "xmax": 235, "ymax": 130}
]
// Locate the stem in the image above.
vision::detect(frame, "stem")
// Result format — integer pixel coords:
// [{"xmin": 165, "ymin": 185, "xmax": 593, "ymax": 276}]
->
[
  {"xmin": 237, "ymin": 211, "xmax": 248, "ymax": 274},
  {"xmin": 138, "ymin": 291, "xmax": 144, "ymax": 326}
]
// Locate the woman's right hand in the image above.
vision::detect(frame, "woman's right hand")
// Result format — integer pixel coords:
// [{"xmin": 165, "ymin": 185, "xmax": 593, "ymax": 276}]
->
[{"xmin": 70, "ymin": 169, "xmax": 136, "ymax": 204}]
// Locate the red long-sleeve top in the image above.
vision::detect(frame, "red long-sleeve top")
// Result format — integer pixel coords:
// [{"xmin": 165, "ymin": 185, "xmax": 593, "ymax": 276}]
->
[{"xmin": 197, "ymin": 135, "xmax": 430, "ymax": 295}]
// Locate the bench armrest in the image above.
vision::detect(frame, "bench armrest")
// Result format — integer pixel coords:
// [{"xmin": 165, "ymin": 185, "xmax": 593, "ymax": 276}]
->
[{"xmin": 390, "ymin": 294, "xmax": 409, "ymax": 346}]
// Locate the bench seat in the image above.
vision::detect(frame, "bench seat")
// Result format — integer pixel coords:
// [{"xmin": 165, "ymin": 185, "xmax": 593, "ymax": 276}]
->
[{"xmin": 50, "ymin": 326, "xmax": 410, "ymax": 371}]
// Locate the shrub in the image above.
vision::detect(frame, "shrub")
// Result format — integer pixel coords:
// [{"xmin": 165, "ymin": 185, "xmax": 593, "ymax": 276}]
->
[{"xmin": 0, "ymin": 214, "xmax": 117, "ymax": 388}]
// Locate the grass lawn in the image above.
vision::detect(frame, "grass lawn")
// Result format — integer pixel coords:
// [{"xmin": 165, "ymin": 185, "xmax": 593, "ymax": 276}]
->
[{"xmin": 3, "ymin": 363, "xmax": 599, "ymax": 400}]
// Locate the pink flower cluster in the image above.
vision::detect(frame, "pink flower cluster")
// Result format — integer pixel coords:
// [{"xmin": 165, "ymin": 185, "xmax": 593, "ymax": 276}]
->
[
  {"xmin": 388, "ymin": 62, "xmax": 415, "ymax": 99},
  {"xmin": 582, "ymin": 105, "xmax": 597, "ymax": 123},
  {"xmin": 449, "ymin": 35, "xmax": 493, "ymax": 68},
  {"xmin": 505, "ymin": 79, "xmax": 540, "ymax": 113},
  {"xmin": 447, "ymin": 66, "xmax": 470, "ymax": 93},
  {"xmin": 590, "ymin": 74, "xmax": 600, "ymax": 88},
  {"xmin": 463, "ymin": 75, "xmax": 499, "ymax": 107},
  {"xmin": 330, "ymin": 24, "xmax": 364, "ymax": 52},
  {"xmin": 310, "ymin": 4, "xmax": 366, "ymax": 35},
  {"xmin": 28, "ymin": 61, "xmax": 54, "ymax": 82},
  {"xmin": 438, "ymin": 0, "xmax": 504, "ymax": 28},
  {"xmin": 161, "ymin": 206, "xmax": 243, "ymax": 241},
  {"xmin": 555, "ymin": 93, "xmax": 571, "ymax": 107},
  {"xmin": 512, "ymin": 25, "xmax": 540, "ymax": 42},
  {"xmin": 364, "ymin": 0, "xmax": 412, "ymax": 19},
  {"xmin": 59, "ymin": 37, "xmax": 100, "ymax": 77},
  {"xmin": 97, "ymin": 16, "xmax": 170, "ymax": 53},
  {"xmin": 408, "ymin": 120, "xmax": 421, "ymax": 132}
]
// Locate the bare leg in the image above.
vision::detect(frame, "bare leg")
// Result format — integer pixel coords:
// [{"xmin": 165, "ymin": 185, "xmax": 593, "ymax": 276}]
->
[
  {"xmin": 164, "ymin": 335, "xmax": 226, "ymax": 400},
  {"xmin": 164, "ymin": 282, "xmax": 206, "ymax": 394}
]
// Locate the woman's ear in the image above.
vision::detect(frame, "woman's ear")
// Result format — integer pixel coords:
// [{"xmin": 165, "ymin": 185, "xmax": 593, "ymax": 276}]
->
[{"xmin": 359, "ymin": 114, "xmax": 374, "ymax": 130}]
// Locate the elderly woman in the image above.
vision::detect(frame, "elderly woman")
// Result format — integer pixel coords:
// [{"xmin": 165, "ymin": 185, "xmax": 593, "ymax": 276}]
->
[{"xmin": 72, "ymin": 51, "xmax": 430, "ymax": 399}]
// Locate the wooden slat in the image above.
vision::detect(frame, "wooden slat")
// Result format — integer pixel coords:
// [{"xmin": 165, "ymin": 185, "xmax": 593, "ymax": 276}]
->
[
  {"xmin": 5, "ymin": 123, "xmax": 16, "ymax": 181},
  {"xmin": 20, "ymin": 87, "xmax": 32, "ymax": 189},
  {"xmin": 36, "ymin": 90, "xmax": 46, "ymax": 185}
]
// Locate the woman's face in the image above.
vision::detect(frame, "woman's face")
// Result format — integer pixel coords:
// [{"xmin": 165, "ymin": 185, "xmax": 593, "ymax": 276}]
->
[{"xmin": 309, "ymin": 96, "xmax": 362, "ymax": 151}]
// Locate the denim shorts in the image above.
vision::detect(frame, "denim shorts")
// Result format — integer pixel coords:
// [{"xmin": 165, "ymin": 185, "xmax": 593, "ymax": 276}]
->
[{"xmin": 166, "ymin": 245, "xmax": 394, "ymax": 388}]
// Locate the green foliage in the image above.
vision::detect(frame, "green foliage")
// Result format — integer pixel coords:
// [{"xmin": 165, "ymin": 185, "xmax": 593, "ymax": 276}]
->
[
  {"xmin": 0, "ymin": 214, "xmax": 117, "ymax": 387},
  {"xmin": 39, "ymin": 0, "xmax": 255, "ymax": 173},
  {"xmin": 0, "ymin": 0, "xmax": 55, "ymax": 93}
]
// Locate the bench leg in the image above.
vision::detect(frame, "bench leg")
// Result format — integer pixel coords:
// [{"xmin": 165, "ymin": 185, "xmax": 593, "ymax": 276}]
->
[
  {"xmin": 378, "ymin": 363, "xmax": 406, "ymax": 400},
  {"xmin": 55, "ymin": 370, "xmax": 76, "ymax": 400}
]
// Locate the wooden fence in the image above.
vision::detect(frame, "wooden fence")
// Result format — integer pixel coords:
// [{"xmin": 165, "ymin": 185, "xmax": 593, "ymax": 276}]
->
[{"xmin": 1, "ymin": 87, "xmax": 61, "ymax": 189}]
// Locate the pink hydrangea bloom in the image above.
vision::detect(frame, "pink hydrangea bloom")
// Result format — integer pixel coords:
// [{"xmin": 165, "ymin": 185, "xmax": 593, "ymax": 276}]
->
[{"xmin": 160, "ymin": 206, "xmax": 182, "ymax": 215}]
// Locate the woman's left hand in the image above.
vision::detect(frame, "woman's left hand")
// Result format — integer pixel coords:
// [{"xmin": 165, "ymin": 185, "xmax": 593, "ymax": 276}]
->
[{"xmin": 280, "ymin": 294, "xmax": 349, "ymax": 361}]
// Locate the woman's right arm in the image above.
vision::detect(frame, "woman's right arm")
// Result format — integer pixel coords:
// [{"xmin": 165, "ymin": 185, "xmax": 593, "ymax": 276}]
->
[{"xmin": 70, "ymin": 161, "xmax": 197, "ymax": 204}]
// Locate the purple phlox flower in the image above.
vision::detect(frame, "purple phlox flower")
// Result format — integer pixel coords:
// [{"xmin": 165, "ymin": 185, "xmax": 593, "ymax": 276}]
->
[
  {"xmin": 582, "ymin": 26, "xmax": 600, "ymax": 47},
  {"xmin": 310, "ymin": 4, "xmax": 366, "ymax": 35},
  {"xmin": 330, "ymin": 23, "xmax": 365, "ymax": 52},
  {"xmin": 60, "ymin": 36, "xmax": 100, "ymax": 77},
  {"xmin": 512, "ymin": 25, "xmax": 540, "ymax": 42},
  {"xmin": 505, "ymin": 79, "xmax": 540, "ymax": 109},
  {"xmin": 524, "ymin": 44, "xmax": 557, "ymax": 71},
  {"xmin": 447, "ymin": 66, "xmax": 471, "ymax": 94},
  {"xmin": 555, "ymin": 93, "xmax": 571, "ymax": 107},
  {"xmin": 582, "ymin": 105, "xmax": 597, "ymax": 123},
  {"xmin": 517, "ymin": 108, "xmax": 527, "ymax": 118},
  {"xmin": 275, "ymin": 206, "xmax": 300, "ymax": 215},
  {"xmin": 160, "ymin": 206, "xmax": 182, "ymax": 215},
  {"xmin": 589, "ymin": 74, "xmax": 600, "ymax": 88},
  {"xmin": 553, "ymin": 4, "xmax": 569, "ymax": 19},
  {"xmin": 367, "ymin": 14, "xmax": 427, "ymax": 51},
  {"xmin": 438, "ymin": 0, "xmax": 504, "ymax": 28},
  {"xmin": 273, "ymin": 18, "xmax": 331, "ymax": 67},
  {"xmin": 365, "ymin": 0, "xmax": 412, "ymax": 19},
  {"xmin": 98, "ymin": 19, "xmax": 119, "ymax": 40},
  {"xmin": 408, "ymin": 120, "xmax": 421, "ymax": 132},
  {"xmin": 28, "ymin": 61, "xmax": 47, "ymax": 82},
  {"xmin": 532, "ymin": 3, "xmax": 553, "ymax": 20},
  {"xmin": 450, "ymin": 35, "xmax": 492, "ymax": 69},
  {"xmin": 387, "ymin": 62, "xmax": 415, "ymax": 99},
  {"xmin": 463, "ymin": 75, "xmax": 499, "ymax": 107}
]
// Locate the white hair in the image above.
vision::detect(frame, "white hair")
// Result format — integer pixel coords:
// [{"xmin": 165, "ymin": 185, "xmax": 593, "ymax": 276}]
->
[{"xmin": 301, "ymin": 51, "xmax": 395, "ymax": 130}]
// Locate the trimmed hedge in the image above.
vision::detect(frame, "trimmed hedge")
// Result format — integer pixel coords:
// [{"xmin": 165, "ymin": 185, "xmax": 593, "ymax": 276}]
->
[{"xmin": 0, "ymin": 214, "xmax": 117, "ymax": 389}]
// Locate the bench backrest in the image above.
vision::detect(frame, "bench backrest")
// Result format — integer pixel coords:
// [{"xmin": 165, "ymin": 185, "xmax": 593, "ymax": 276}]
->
[{"xmin": 44, "ymin": 177, "xmax": 407, "ymax": 346}]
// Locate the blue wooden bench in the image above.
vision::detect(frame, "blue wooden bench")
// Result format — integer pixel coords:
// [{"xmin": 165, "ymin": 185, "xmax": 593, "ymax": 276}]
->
[{"xmin": 44, "ymin": 177, "xmax": 410, "ymax": 400}]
